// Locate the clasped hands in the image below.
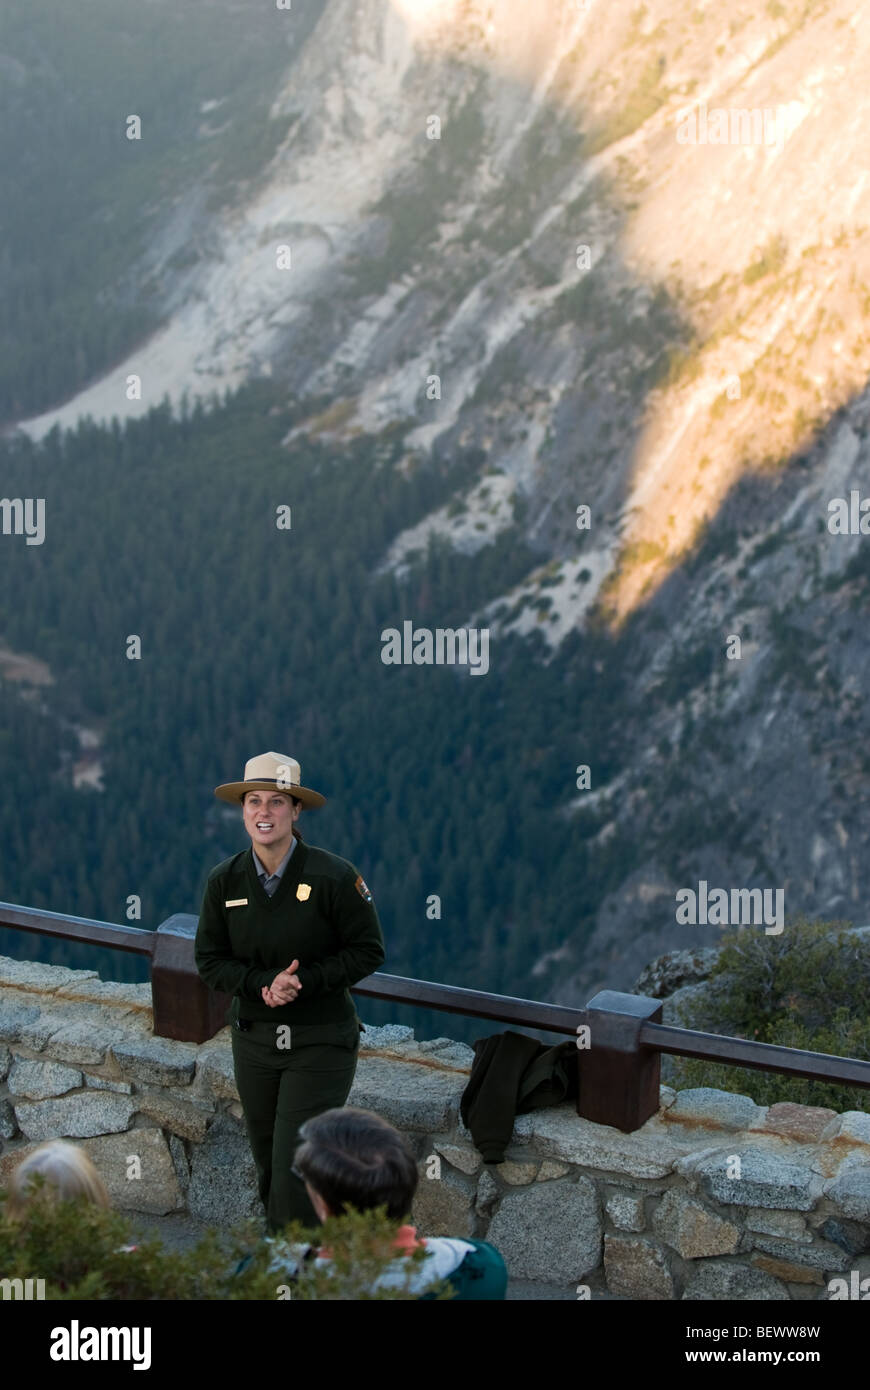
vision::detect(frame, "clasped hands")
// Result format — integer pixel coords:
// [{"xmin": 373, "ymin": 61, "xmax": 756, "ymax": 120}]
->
[{"xmin": 262, "ymin": 958, "xmax": 302, "ymax": 1008}]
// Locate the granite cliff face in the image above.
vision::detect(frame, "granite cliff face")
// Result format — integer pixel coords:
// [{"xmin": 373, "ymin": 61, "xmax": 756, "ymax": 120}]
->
[
  {"xmin": 22, "ymin": 1, "xmax": 870, "ymax": 613},
  {"xmin": 10, "ymin": 0, "xmax": 870, "ymax": 997}
]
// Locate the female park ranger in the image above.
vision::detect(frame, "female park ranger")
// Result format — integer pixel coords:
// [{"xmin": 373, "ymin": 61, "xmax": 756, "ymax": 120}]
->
[{"xmin": 194, "ymin": 751, "xmax": 385, "ymax": 1233}]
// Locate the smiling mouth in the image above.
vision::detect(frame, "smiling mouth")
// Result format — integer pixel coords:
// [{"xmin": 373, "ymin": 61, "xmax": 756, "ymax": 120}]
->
[{"xmin": 256, "ymin": 823, "xmax": 274, "ymax": 830}]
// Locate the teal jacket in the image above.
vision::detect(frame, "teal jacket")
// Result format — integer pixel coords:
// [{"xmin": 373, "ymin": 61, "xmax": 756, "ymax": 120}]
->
[
  {"xmin": 417, "ymin": 1238, "xmax": 508, "ymax": 1300},
  {"xmin": 235, "ymin": 1233, "xmax": 508, "ymax": 1300}
]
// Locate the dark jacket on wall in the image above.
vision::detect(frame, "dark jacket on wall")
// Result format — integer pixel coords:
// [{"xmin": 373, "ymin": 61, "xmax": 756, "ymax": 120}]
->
[{"xmin": 459, "ymin": 1030, "xmax": 579, "ymax": 1164}]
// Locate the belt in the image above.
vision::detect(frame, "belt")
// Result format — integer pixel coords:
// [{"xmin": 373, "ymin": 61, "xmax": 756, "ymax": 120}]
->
[{"xmin": 233, "ymin": 1015, "xmax": 361, "ymax": 1034}]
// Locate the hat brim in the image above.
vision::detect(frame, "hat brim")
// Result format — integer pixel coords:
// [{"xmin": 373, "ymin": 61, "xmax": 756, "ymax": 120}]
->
[{"xmin": 214, "ymin": 779, "xmax": 326, "ymax": 809}]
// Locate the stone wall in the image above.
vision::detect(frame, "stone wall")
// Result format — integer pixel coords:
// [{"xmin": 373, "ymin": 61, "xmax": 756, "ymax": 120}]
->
[{"xmin": 1, "ymin": 955, "xmax": 869, "ymax": 1299}]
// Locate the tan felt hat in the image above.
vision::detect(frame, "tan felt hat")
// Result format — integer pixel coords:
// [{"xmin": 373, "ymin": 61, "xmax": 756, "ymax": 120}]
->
[{"xmin": 214, "ymin": 751, "xmax": 326, "ymax": 809}]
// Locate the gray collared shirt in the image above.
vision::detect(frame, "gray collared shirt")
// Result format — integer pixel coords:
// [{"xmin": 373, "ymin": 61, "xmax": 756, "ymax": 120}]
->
[{"xmin": 252, "ymin": 836, "xmax": 296, "ymax": 897}]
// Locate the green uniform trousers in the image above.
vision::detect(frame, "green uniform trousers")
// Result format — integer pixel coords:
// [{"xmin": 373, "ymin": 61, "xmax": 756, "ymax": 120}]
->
[{"xmin": 231, "ymin": 1013, "xmax": 361, "ymax": 1234}]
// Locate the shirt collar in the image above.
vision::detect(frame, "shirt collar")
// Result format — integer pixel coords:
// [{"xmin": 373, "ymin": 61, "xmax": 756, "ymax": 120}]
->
[{"xmin": 251, "ymin": 835, "xmax": 296, "ymax": 882}]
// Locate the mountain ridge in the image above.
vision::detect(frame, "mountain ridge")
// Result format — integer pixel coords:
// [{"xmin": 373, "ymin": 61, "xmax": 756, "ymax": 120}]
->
[{"xmin": 3, "ymin": 0, "xmax": 870, "ymax": 1008}]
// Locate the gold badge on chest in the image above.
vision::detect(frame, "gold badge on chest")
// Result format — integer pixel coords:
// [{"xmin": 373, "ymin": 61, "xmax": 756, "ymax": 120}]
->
[{"xmin": 296, "ymin": 883, "xmax": 312, "ymax": 901}]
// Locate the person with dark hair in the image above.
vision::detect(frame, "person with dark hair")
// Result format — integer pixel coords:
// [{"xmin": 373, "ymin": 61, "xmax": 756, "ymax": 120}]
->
[
  {"xmin": 293, "ymin": 1106, "xmax": 419, "ymax": 1221},
  {"xmin": 195, "ymin": 752, "xmax": 385, "ymax": 1234},
  {"xmin": 285, "ymin": 1106, "xmax": 508, "ymax": 1299}
]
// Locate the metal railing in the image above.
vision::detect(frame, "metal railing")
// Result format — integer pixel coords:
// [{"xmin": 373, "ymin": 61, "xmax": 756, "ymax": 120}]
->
[{"xmin": 2, "ymin": 900, "xmax": 869, "ymax": 1134}]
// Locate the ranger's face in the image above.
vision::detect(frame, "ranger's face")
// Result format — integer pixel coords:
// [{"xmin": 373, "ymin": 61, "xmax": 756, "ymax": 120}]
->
[{"xmin": 242, "ymin": 790, "xmax": 299, "ymax": 852}]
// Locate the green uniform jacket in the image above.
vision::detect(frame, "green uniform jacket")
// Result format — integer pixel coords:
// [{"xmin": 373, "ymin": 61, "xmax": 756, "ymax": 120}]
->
[{"xmin": 194, "ymin": 832, "xmax": 386, "ymax": 1026}]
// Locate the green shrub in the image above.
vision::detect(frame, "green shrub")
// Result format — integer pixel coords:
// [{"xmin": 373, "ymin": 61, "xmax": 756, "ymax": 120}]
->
[
  {"xmin": 669, "ymin": 918, "xmax": 870, "ymax": 1111},
  {"xmin": 0, "ymin": 1184, "xmax": 449, "ymax": 1301}
]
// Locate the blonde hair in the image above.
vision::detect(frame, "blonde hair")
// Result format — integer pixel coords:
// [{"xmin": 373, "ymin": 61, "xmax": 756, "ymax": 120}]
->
[{"xmin": 6, "ymin": 1140, "xmax": 111, "ymax": 1219}]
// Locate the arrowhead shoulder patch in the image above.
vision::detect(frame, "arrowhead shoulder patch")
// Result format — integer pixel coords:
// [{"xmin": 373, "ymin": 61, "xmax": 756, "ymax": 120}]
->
[{"xmin": 354, "ymin": 873, "xmax": 373, "ymax": 903}]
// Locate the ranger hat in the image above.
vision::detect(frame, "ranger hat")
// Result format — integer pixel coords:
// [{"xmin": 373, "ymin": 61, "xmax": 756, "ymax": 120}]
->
[{"xmin": 214, "ymin": 751, "xmax": 326, "ymax": 809}]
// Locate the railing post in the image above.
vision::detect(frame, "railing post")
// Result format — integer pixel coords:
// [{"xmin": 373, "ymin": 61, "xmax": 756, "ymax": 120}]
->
[
  {"xmin": 151, "ymin": 913, "xmax": 231, "ymax": 1043},
  {"xmin": 578, "ymin": 990, "xmax": 662, "ymax": 1133}
]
